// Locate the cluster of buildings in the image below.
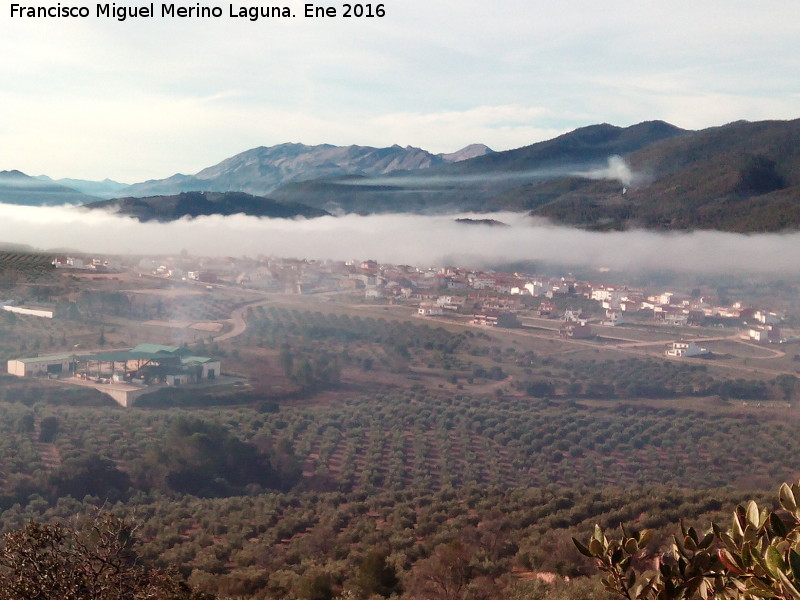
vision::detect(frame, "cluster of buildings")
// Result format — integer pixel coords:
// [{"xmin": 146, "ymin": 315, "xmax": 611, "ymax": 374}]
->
[
  {"xmin": 31, "ymin": 254, "xmax": 796, "ymax": 346},
  {"xmin": 406, "ymin": 272, "xmax": 792, "ymax": 347},
  {"xmin": 7, "ymin": 343, "xmax": 222, "ymax": 407},
  {"xmin": 107, "ymin": 253, "xmax": 785, "ymax": 343},
  {"xmin": 400, "ymin": 270, "xmax": 789, "ymax": 340},
  {"xmin": 52, "ymin": 256, "xmax": 122, "ymax": 271}
]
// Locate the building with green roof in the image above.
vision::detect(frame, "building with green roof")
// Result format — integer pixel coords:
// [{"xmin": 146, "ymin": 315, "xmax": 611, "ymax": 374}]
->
[{"xmin": 8, "ymin": 344, "xmax": 220, "ymax": 386}]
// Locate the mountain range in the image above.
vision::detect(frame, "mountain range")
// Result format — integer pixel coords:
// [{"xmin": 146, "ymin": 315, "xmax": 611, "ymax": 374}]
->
[
  {"xmin": 35, "ymin": 175, "xmax": 130, "ymax": 199},
  {"xmin": 117, "ymin": 142, "xmax": 494, "ymax": 198},
  {"xmin": 0, "ymin": 170, "xmax": 99, "ymax": 205},
  {"xmin": 268, "ymin": 120, "xmax": 688, "ymax": 214},
  {"xmin": 2, "ymin": 119, "xmax": 799, "ymax": 232},
  {"xmin": 265, "ymin": 119, "xmax": 800, "ymax": 231}
]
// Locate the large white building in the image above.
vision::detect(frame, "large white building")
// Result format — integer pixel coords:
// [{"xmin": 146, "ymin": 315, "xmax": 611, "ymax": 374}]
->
[{"xmin": 7, "ymin": 353, "xmax": 78, "ymax": 377}]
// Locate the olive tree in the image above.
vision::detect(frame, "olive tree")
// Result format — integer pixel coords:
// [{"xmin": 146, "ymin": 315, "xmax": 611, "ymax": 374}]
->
[
  {"xmin": 574, "ymin": 481, "xmax": 800, "ymax": 600},
  {"xmin": 0, "ymin": 512, "xmax": 214, "ymax": 600}
]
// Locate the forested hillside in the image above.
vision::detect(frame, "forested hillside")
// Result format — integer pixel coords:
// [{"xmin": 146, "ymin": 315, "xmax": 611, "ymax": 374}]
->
[
  {"xmin": 269, "ymin": 119, "xmax": 800, "ymax": 232},
  {"xmin": 0, "ymin": 384, "xmax": 797, "ymax": 599},
  {"xmin": 499, "ymin": 119, "xmax": 800, "ymax": 231},
  {"xmin": 85, "ymin": 191, "xmax": 329, "ymax": 222}
]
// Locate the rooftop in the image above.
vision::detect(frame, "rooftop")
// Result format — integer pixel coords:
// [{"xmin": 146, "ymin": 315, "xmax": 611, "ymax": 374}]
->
[{"xmin": 13, "ymin": 353, "xmax": 77, "ymax": 364}]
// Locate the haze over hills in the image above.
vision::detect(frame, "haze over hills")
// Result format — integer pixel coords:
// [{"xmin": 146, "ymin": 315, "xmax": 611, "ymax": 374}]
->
[
  {"xmin": 501, "ymin": 118, "xmax": 800, "ymax": 231},
  {"xmin": 267, "ymin": 118, "xmax": 800, "ymax": 231},
  {"xmin": 0, "ymin": 170, "xmax": 99, "ymax": 205},
  {"xmin": 433, "ymin": 120, "xmax": 687, "ymax": 175},
  {"xmin": 85, "ymin": 191, "xmax": 330, "ymax": 222},
  {"xmin": 268, "ymin": 120, "xmax": 689, "ymax": 214},
  {"xmin": 5, "ymin": 119, "xmax": 800, "ymax": 232},
  {"xmin": 119, "ymin": 142, "xmax": 494, "ymax": 198},
  {"xmin": 35, "ymin": 175, "xmax": 129, "ymax": 199}
]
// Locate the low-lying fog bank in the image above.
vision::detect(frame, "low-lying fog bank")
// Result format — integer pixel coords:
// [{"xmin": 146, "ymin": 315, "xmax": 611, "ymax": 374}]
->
[{"xmin": 1, "ymin": 203, "xmax": 798, "ymax": 275}]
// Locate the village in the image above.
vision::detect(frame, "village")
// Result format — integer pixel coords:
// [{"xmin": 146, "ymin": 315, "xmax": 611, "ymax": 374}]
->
[
  {"xmin": 42, "ymin": 251, "xmax": 797, "ymax": 342},
  {"xmin": 3, "ymin": 250, "xmax": 798, "ymax": 408}
]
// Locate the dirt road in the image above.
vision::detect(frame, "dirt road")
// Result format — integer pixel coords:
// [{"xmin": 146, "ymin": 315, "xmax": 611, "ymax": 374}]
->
[{"xmin": 214, "ymin": 299, "xmax": 272, "ymax": 342}]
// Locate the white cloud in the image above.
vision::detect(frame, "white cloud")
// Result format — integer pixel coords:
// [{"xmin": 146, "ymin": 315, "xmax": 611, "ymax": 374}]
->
[
  {"xmin": 1, "ymin": 205, "xmax": 798, "ymax": 275},
  {"xmin": 1, "ymin": 0, "xmax": 799, "ymax": 180}
]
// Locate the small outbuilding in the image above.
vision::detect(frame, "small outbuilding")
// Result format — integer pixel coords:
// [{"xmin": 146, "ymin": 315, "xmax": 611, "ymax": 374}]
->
[{"xmin": 665, "ymin": 341, "xmax": 709, "ymax": 357}]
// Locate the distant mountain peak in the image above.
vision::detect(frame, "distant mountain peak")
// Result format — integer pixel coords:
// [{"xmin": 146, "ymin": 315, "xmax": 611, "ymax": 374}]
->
[
  {"xmin": 440, "ymin": 144, "xmax": 494, "ymax": 163},
  {"xmin": 119, "ymin": 143, "xmax": 450, "ymax": 198},
  {"xmin": 0, "ymin": 169, "xmax": 30, "ymax": 179}
]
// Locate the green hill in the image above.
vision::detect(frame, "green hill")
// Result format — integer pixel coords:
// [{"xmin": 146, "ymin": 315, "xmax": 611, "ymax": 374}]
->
[
  {"xmin": 509, "ymin": 119, "xmax": 800, "ymax": 231},
  {"xmin": 84, "ymin": 191, "xmax": 330, "ymax": 222}
]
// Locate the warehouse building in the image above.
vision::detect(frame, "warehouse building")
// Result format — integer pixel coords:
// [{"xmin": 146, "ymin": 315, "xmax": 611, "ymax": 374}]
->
[
  {"xmin": 7, "ymin": 344, "xmax": 223, "ymax": 407},
  {"xmin": 7, "ymin": 353, "xmax": 79, "ymax": 377},
  {"xmin": 76, "ymin": 343, "xmax": 220, "ymax": 384}
]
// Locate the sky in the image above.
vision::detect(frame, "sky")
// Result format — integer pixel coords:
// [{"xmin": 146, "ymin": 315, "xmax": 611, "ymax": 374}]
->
[{"xmin": 1, "ymin": 0, "xmax": 799, "ymax": 182}]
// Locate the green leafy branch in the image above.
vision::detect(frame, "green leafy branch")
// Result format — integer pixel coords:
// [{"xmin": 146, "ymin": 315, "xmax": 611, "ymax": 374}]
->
[{"xmin": 574, "ymin": 481, "xmax": 800, "ymax": 600}]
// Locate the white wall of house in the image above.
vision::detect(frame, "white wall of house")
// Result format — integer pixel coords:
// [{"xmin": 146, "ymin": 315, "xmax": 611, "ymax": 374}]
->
[
  {"xmin": 7, "ymin": 356, "xmax": 74, "ymax": 377},
  {"xmin": 2, "ymin": 305, "xmax": 54, "ymax": 319},
  {"xmin": 7, "ymin": 360, "xmax": 26, "ymax": 377},
  {"xmin": 201, "ymin": 361, "xmax": 221, "ymax": 379},
  {"xmin": 755, "ymin": 311, "xmax": 780, "ymax": 325}
]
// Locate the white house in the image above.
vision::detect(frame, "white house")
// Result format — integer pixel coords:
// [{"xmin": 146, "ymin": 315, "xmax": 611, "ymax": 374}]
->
[
  {"xmin": 52, "ymin": 256, "xmax": 85, "ymax": 269},
  {"xmin": 749, "ymin": 325, "xmax": 782, "ymax": 343},
  {"xmin": 754, "ymin": 310, "xmax": 781, "ymax": 325},
  {"xmin": 471, "ymin": 276, "xmax": 496, "ymax": 290},
  {"xmin": 601, "ymin": 310, "xmax": 625, "ymax": 326},
  {"xmin": 418, "ymin": 303, "xmax": 444, "ymax": 316},
  {"xmin": 591, "ymin": 287, "xmax": 627, "ymax": 303},
  {"xmin": 524, "ymin": 281, "xmax": 553, "ymax": 296},
  {"xmin": 665, "ymin": 341, "xmax": 709, "ymax": 357}
]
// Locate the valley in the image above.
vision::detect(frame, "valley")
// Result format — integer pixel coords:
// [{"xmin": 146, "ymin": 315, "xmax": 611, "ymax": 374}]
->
[{"xmin": 0, "ymin": 247, "xmax": 798, "ymax": 599}]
